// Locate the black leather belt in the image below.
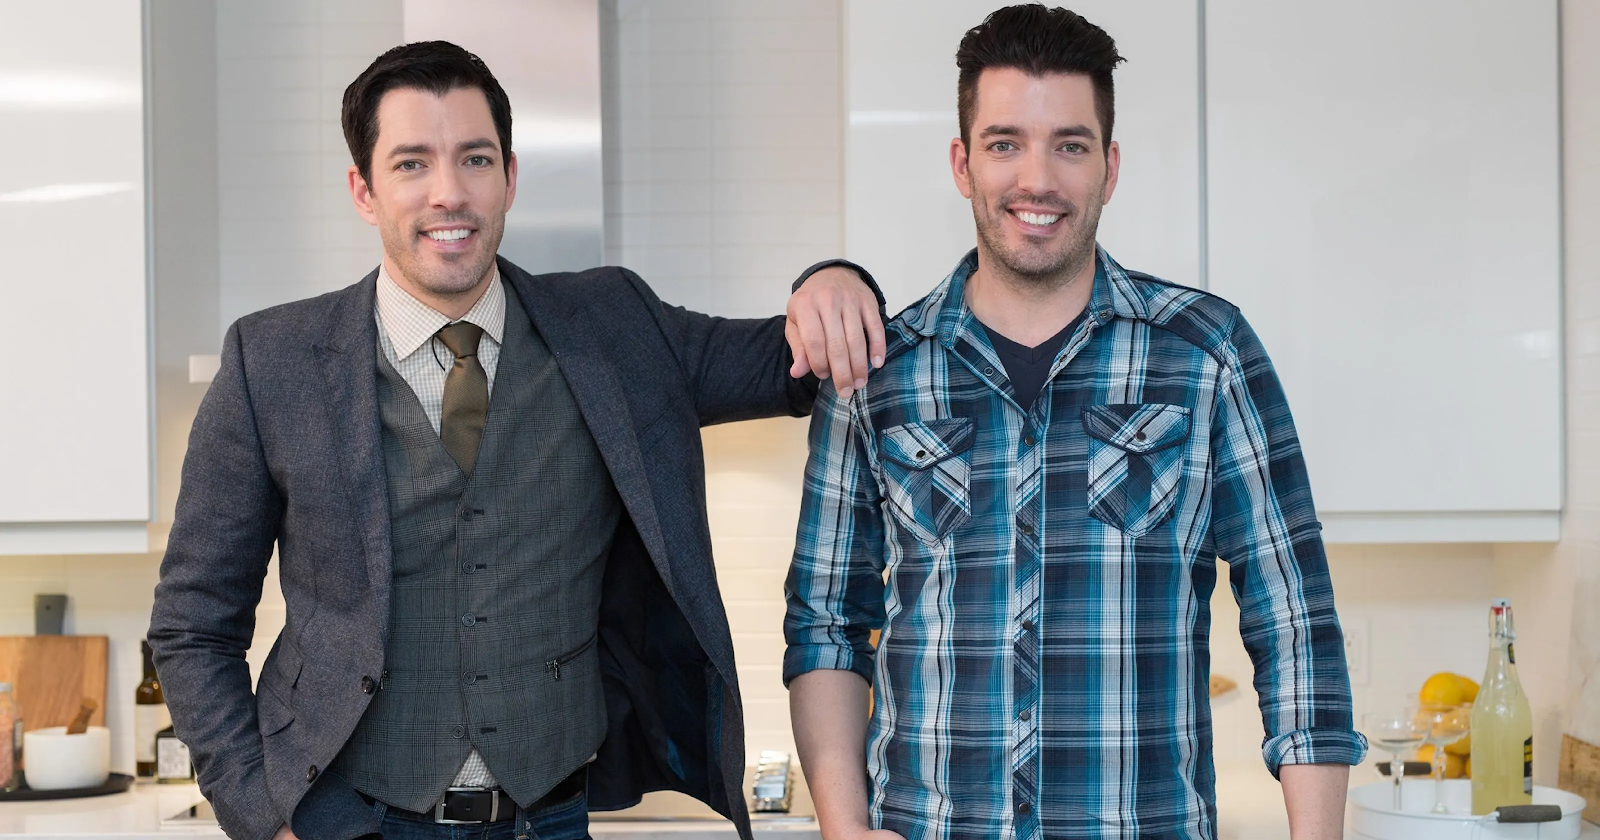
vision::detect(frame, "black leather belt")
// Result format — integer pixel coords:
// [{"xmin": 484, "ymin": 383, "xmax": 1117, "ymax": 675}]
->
[{"xmin": 365, "ymin": 765, "xmax": 586, "ymax": 824}]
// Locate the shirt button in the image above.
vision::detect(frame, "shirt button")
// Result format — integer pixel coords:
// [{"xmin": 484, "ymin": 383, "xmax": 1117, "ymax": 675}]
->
[
  {"xmin": 1021, "ymin": 619, "xmax": 1035, "ymax": 632},
  {"xmin": 1024, "ymin": 435, "xmax": 1036, "ymax": 447},
  {"xmin": 306, "ymin": 765, "xmax": 319, "ymax": 783},
  {"xmin": 452, "ymin": 725, "xmax": 466, "ymax": 739},
  {"xmin": 1133, "ymin": 431, "xmax": 1147, "ymax": 443},
  {"xmin": 1019, "ymin": 709, "xmax": 1032, "ymax": 722},
  {"xmin": 1018, "ymin": 521, "xmax": 1034, "ymax": 536},
  {"xmin": 984, "ymin": 366, "xmax": 996, "ymax": 377},
  {"xmin": 360, "ymin": 676, "xmax": 376, "ymax": 695},
  {"xmin": 461, "ymin": 613, "xmax": 477, "ymax": 627},
  {"xmin": 1017, "ymin": 801, "xmax": 1031, "ymax": 815},
  {"xmin": 915, "ymin": 449, "xmax": 927, "ymax": 460}
]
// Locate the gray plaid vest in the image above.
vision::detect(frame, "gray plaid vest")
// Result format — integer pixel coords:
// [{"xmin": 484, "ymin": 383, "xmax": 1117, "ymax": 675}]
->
[{"xmin": 330, "ymin": 284, "xmax": 621, "ymax": 811}]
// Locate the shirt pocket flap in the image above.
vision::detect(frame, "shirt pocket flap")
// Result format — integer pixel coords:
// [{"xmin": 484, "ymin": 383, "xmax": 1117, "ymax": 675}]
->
[
  {"xmin": 1081, "ymin": 403, "xmax": 1191, "ymax": 454},
  {"xmin": 878, "ymin": 418, "xmax": 975, "ymax": 470}
]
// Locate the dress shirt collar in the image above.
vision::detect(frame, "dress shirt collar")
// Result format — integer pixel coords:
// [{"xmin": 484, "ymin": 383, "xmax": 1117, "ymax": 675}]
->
[{"xmin": 375, "ymin": 263, "xmax": 506, "ymax": 361}]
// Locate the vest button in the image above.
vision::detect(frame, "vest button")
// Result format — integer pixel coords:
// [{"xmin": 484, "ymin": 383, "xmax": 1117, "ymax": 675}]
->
[
  {"xmin": 360, "ymin": 676, "xmax": 376, "ymax": 695},
  {"xmin": 461, "ymin": 613, "xmax": 477, "ymax": 627},
  {"xmin": 306, "ymin": 765, "xmax": 318, "ymax": 783},
  {"xmin": 462, "ymin": 672, "xmax": 476, "ymax": 685},
  {"xmin": 461, "ymin": 561, "xmax": 475, "ymax": 575},
  {"xmin": 451, "ymin": 725, "xmax": 466, "ymax": 739},
  {"xmin": 460, "ymin": 509, "xmax": 473, "ymax": 521}
]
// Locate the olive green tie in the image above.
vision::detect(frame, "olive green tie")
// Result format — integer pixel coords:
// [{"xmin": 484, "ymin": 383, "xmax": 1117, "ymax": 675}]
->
[{"xmin": 436, "ymin": 322, "xmax": 489, "ymax": 477}]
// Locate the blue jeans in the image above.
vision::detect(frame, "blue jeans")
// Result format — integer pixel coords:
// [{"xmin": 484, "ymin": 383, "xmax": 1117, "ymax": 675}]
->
[{"xmin": 370, "ymin": 789, "xmax": 589, "ymax": 840}]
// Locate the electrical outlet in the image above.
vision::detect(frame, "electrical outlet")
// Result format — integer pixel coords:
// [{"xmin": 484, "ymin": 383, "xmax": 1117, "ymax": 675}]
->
[{"xmin": 1344, "ymin": 617, "xmax": 1370, "ymax": 686}]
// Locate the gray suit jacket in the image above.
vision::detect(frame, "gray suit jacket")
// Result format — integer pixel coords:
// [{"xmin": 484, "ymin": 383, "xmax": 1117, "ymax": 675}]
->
[{"xmin": 149, "ymin": 258, "xmax": 854, "ymax": 840}]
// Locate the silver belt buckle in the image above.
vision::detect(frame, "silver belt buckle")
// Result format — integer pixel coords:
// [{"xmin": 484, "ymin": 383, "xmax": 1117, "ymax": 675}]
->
[{"xmin": 434, "ymin": 786, "xmax": 498, "ymax": 824}]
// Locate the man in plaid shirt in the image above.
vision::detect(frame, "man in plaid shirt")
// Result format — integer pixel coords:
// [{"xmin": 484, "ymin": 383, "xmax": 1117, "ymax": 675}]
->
[{"xmin": 784, "ymin": 6, "xmax": 1366, "ymax": 840}]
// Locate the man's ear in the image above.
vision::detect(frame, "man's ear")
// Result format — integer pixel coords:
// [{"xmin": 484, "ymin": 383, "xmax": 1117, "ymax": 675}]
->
[
  {"xmin": 503, "ymin": 150, "xmax": 518, "ymax": 212},
  {"xmin": 950, "ymin": 137, "xmax": 974, "ymax": 200},
  {"xmin": 349, "ymin": 165, "xmax": 379, "ymax": 225},
  {"xmin": 1101, "ymin": 139, "xmax": 1121, "ymax": 205}
]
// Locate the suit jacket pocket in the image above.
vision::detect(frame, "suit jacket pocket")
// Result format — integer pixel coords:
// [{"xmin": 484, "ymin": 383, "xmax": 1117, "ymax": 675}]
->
[
  {"xmin": 257, "ymin": 687, "xmax": 295, "ymax": 737},
  {"xmin": 877, "ymin": 418, "xmax": 975, "ymax": 545},
  {"xmin": 1082, "ymin": 403, "xmax": 1191, "ymax": 538}
]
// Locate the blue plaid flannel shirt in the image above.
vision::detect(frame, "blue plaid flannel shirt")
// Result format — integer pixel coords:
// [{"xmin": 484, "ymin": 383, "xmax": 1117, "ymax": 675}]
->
[{"xmin": 784, "ymin": 248, "xmax": 1366, "ymax": 840}]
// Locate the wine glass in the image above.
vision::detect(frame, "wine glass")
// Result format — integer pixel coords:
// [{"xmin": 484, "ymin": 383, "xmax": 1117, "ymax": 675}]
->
[
  {"xmin": 1416, "ymin": 703, "xmax": 1471, "ymax": 814},
  {"xmin": 1361, "ymin": 710, "xmax": 1427, "ymax": 809}
]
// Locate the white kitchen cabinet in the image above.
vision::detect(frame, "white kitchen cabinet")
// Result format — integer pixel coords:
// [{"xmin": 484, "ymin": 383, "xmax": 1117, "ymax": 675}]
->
[
  {"xmin": 844, "ymin": 0, "xmax": 1203, "ymax": 312},
  {"xmin": 1205, "ymin": 0, "xmax": 1563, "ymax": 542},
  {"xmin": 0, "ymin": 1, "xmax": 152, "ymax": 554}
]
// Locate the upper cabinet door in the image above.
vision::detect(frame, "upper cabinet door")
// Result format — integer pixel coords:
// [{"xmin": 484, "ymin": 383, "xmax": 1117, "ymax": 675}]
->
[
  {"xmin": 0, "ymin": 1, "xmax": 150, "ymax": 548},
  {"xmin": 1205, "ymin": 0, "xmax": 1562, "ymax": 541},
  {"xmin": 845, "ymin": 0, "xmax": 1201, "ymax": 311}
]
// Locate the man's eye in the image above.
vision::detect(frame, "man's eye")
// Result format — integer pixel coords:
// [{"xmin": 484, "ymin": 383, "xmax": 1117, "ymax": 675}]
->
[
  {"xmin": 990, "ymin": 141, "xmax": 1015, "ymax": 152},
  {"xmin": 1061, "ymin": 143, "xmax": 1087, "ymax": 154},
  {"xmin": 466, "ymin": 155, "xmax": 492, "ymax": 167},
  {"xmin": 397, "ymin": 160, "xmax": 422, "ymax": 172}
]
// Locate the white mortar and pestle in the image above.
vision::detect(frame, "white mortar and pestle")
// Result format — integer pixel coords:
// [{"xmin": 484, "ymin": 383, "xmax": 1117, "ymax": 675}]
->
[{"xmin": 22, "ymin": 699, "xmax": 110, "ymax": 791}]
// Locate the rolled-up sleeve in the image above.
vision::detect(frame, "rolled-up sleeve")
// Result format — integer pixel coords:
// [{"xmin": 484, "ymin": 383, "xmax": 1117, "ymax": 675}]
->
[
  {"xmin": 1210, "ymin": 312, "xmax": 1368, "ymax": 777},
  {"xmin": 783, "ymin": 383, "xmax": 885, "ymax": 687}
]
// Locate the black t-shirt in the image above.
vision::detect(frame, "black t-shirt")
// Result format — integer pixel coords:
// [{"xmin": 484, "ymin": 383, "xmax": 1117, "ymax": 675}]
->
[{"xmin": 980, "ymin": 313, "xmax": 1084, "ymax": 412}]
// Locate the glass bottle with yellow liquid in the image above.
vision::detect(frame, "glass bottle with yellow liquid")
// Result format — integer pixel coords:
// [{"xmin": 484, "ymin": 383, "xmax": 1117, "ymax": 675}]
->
[{"xmin": 1470, "ymin": 597, "xmax": 1533, "ymax": 815}]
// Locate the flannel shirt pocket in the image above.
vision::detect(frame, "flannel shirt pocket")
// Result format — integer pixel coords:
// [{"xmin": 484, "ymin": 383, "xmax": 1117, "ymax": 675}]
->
[
  {"xmin": 876, "ymin": 418, "xmax": 975, "ymax": 545},
  {"xmin": 1082, "ymin": 403, "xmax": 1191, "ymax": 537}
]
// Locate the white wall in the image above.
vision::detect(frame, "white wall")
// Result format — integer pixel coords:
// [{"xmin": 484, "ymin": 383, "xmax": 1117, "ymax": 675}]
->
[
  {"xmin": 214, "ymin": 0, "xmax": 400, "ymax": 331},
  {"xmin": 1558, "ymin": 0, "xmax": 1600, "ymax": 748},
  {"xmin": 602, "ymin": 0, "xmax": 844, "ymax": 318}
]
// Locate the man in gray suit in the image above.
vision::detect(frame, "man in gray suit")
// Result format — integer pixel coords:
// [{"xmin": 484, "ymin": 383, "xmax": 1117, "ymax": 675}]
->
[{"xmin": 148, "ymin": 41, "xmax": 885, "ymax": 840}]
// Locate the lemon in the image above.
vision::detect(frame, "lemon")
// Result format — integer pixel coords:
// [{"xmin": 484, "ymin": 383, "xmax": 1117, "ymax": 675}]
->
[
  {"xmin": 1419, "ymin": 672, "xmax": 1479, "ymax": 756},
  {"xmin": 1420, "ymin": 672, "xmax": 1470, "ymax": 706}
]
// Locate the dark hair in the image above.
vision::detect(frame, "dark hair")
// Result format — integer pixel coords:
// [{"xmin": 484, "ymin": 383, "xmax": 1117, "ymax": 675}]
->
[
  {"xmin": 956, "ymin": 5, "xmax": 1124, "ymax": 151},
  {"xmin": 341, "ymin": 41, "xmax": 513, "ymax": 185}
]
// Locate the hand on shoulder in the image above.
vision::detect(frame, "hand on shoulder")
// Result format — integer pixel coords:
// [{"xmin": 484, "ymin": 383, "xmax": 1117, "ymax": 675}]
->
[{"xmin": 786, "ymin": 265, "xmax": 887, "ymax": 399}]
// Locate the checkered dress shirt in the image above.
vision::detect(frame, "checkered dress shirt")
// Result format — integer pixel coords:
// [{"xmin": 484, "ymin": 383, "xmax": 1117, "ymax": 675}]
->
[
  {"xmin": 373, "ymin": 263, "xmax": 505, "ymax": 788},
  {"xmin": 785, "ymin": 248, "xmax": 1366, "ymax": 840}
]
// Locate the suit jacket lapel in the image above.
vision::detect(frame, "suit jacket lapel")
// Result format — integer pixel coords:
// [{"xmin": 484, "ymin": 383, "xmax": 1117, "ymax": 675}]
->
[
  {"xmin": 312, "ymin": 270, "xmax": 395, "ymax": 623},
  {"xmin": 503, "ymin": 264, "xmax": 676, "ymax": 595}
]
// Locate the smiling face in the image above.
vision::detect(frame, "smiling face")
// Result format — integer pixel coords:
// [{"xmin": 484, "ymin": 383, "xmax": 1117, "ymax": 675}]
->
[
  {"xmin": 951, "ymin": 67, "xmax": 1119, "ymax": 289},
  {"xmin": 349, "ymin": 86, "xmax": 517, "ymax": 309}
]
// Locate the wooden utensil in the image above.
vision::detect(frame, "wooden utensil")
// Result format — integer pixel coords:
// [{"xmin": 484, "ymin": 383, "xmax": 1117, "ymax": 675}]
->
[
  {"xmin": 0, "ymin": 636, "xmax": 108, "ymax": 769},
  {"xmin": 65, "ymin": 698, "xmax": 98, "ymax": 735},
  {"xmin": 1209, "ymin": 674, "xmax": 1238, "ymax": 698}
]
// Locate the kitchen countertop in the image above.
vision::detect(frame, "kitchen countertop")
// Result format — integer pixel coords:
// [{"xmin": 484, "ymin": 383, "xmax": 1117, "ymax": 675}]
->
[{"xmin": 0, "ymin": 766, "xmax": 1594, "ymax": 839}]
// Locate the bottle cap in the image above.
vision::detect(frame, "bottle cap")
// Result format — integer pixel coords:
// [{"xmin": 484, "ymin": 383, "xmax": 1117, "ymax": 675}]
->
[{"xmin": 1491, "ymin": 597, "xmax": 1511, "ymax": 608}]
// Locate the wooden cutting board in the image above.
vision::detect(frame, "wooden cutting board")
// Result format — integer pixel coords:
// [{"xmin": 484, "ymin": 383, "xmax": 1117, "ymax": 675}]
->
[{"xmin": 0, "ymin": 636, "xmax": 108, "ymax": 768}]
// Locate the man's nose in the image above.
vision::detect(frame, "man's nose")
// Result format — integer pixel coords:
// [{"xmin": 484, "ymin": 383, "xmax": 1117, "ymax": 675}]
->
[
  {"xmin": 1015, "ymin": 146, "xmax": 1062, "ymax": 197},
  {"xmin": 429, "ymin": 163, "xmax": 469, "ymax": 210}
]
